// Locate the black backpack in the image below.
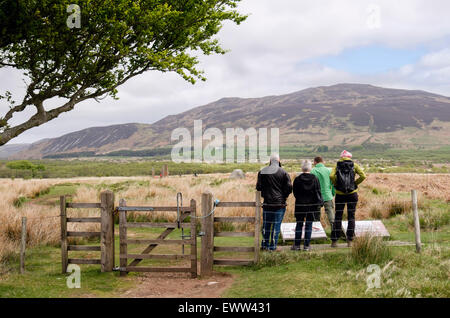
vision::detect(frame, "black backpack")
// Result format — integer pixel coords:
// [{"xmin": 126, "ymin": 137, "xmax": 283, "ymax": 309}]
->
[{"xmin": 335, "ymin": 160, "xmax": 357, "ymax": 194}]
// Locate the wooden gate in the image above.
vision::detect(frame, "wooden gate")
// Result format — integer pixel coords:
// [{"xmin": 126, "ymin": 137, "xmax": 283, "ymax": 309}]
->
[
  {"xmin": 60, "ymin": 191, "xmax": 115, "ymax": 273},
  {"xmin": 118, "ymin": 199, "xmax": 197, "ymax": 278},
  {"xmin": 200, "ymin": 191, "xmax": 261, "ymax": 276}
]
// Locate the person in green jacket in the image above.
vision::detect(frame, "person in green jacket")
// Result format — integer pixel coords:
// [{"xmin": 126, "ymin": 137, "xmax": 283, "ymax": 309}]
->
[
  {"xmin": 329, "ymin": 150, "xmax": 366, "ymax": 248},
  {"xmin": 311, "ymin": 156, "xmax": 335, "ymax": 228}
]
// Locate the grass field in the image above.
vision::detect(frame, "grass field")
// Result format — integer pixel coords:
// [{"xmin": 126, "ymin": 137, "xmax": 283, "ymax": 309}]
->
[
  {"xmin": 0, "ymin": 227, "xmax": 448, "ymax": 298},
  {"xmin": 0, "ymin": 172, "xmax": 448, "ymax": 298}
]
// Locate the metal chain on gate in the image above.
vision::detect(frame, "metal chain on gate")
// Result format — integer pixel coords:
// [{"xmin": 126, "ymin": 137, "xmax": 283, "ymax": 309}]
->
[{"xmin": 190, "ymin": 198, "xmax": 220, "ymax": 219}]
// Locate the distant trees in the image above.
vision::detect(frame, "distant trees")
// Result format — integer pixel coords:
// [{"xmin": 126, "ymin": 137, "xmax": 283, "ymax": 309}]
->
[
  {"xmin": 317, "ymin": 145, "xmax": 329, "ymax": 152},
  {"xmin": 6, "ymin": 160, "xmax": 45, "ymax": 177}
]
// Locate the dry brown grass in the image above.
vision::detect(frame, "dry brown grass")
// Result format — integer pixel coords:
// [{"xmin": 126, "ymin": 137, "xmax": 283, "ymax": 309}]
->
[
  {"xmin": 1, "ymin": 173, "xmax": 448, "ymax": 264},
  {"xmin": 365, "ymin": 173, "xmax": 450, "ymax": 202}
]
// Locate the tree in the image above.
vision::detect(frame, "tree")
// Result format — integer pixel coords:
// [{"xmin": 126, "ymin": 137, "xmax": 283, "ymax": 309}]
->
[
  {"xmin": 317, "ymin": 145, "xmax": 328, "ymax": 152},
  {"xmin": 6, "ymin": 160, "xmax": 45, "ymax": 177},
  {"xmin": 0, "ymin": 0, "xmax": 246, "ymax": 145}
]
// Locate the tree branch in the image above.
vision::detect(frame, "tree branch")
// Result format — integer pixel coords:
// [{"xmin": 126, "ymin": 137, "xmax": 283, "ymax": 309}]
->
[{"xmin": 0, "ymin": 87, "xmax": 87, "ymax": 146}]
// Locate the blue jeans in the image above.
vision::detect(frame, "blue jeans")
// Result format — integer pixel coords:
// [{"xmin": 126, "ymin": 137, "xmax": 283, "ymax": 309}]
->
[{"xmin": 262, "ymin": 208, "xmax": 286, "ymax": 250}]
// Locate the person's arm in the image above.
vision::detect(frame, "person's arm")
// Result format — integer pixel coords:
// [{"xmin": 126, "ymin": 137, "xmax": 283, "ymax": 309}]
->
[
  {"xmin": 354, "ymin": 163, "xmax": 366, "ymax": 186},
  {"xmin": 315, "ymin": 177, "xmax": 324, "ymax": 206},
  {"xmin": 311, "ymin": 168, "xmax": 318, "ymax": 178},
  {"xmin": 256, "ymin": 171, "xmax": 262, "ymax": 192},
  {"xmin": 283, "ymin": 172, "xmax": 293, "ymax": 198},
  {"xmin": 292, "ymin": 177, "xmax": 298, "ymax": 199},
  {"xmin": 330, "ymin": 165, "xmax": 337, "ymax": 186}
]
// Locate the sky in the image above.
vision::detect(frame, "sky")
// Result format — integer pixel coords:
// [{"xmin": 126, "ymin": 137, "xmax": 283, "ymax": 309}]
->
[{"xmin": 1, "ymin": 0, "xmax": 450, "ymax": 144}]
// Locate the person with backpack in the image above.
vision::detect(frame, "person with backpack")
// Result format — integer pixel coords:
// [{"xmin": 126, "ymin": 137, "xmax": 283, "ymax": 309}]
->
[
  {"xmin": 311, "ymin": 156, "xmax": 335, "ymax": 228},
  {"xmin": 256, "ymin": 153, "xmax": 293, "ymax": 251},
  {"xmin": 292, "ymin": 160, "xmax": 323, "ymax": 251},
  {"xmin": 329, "ymin": 150, "xmax": 366, "ymax": 247}
]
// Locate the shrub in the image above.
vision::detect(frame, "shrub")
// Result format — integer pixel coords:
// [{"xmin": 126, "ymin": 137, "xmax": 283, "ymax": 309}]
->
[
  {"xmin": 13, "ymin": 196, "xmax": 27, "ymax": 208},
  {"xmin": 350, "ymin": 234, "xmax": 392, "ymax": 266},
  {"xmin": 33, "ymin": 187, "xmax": 50, "ymax": 198},
  {"xmin": 372, "ymin": 187, "xmax": 381, "ymax": 195},
  {"xmin": 210, "ymin": 178, "xmax": 226, "ymax": 186},
  {"xmin": 388, "ymin": 202, "xmax": 407, "ymax": 217},
  {"xmin": 370, "ymin": 206, "xmax": 383, "ymax": 219},
  {"xmin": 412, "ymin": 208, "xmax": 450, "ymax": 230}
]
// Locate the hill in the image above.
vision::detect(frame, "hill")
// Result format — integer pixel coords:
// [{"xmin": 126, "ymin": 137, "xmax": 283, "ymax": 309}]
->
[{"xmin": 7, "ymin": 83, "xmax": 450, "ymax": 159}]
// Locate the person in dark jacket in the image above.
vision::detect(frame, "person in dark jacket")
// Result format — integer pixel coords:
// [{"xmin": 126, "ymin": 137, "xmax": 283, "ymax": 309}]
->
[
  {"xmin": 256, "ymin": 153, "xmax": 292, "ymax": 251},
  {"xmin": 292, "ymin": 160, "xmax": 323, "ymax": 251}
]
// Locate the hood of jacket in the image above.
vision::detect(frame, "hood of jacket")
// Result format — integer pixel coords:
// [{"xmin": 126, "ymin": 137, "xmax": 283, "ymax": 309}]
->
[{"xmin": 296, "ymin": 173, "xmax": 317, "ymax": 191}]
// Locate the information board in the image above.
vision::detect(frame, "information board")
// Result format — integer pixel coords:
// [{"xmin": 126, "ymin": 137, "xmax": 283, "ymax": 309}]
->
[
  {"xmin": 280, "ymin": 222, "xmax": 327, "ymax": 241},
  {"xmin": 341, "ymin": 220, "xmax": 390, "ymax": 237}
]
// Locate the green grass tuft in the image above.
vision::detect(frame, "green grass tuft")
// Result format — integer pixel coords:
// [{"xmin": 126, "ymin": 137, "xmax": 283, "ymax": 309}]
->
[{"xmin": 350, "ymin": 234, "xmax": 392, "ymax": 266}]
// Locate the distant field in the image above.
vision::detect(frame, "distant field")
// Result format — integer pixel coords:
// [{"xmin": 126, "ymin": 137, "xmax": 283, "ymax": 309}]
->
[{"xmin": 0, "ymin": 151, "xmax": 449, "ymax": 179}]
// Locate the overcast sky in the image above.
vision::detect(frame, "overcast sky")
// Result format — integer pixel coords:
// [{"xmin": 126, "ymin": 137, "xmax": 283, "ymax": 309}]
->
[{"xmin": 1, "ymin": 0, "xmax": 450, "ymax": 144}]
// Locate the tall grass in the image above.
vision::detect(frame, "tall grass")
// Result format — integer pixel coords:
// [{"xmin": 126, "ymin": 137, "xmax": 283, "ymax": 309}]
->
[
  {"xmin": 350, "ymin": 234, "xmax": 392, "ymax": 266},
  {"xmin": 0, "ymin": 173, "xmax": 447, "ymax": 266}
]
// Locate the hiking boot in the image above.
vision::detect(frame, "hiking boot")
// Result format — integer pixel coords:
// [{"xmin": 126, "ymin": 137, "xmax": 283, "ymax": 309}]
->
[
  {"xmin": 347, "ymin": 240, "xmax": 353, "ymax": 248},
  {"xmin": 331, "ymin": 241, "xmax": 338, "ymax": 248},
  {"xmin": 291, "ymin": 245, "xmax": 301, "ymax": 251},
  {"xmin": 303, "ymin": 245, "xmax": 312, "ymax": 252}
]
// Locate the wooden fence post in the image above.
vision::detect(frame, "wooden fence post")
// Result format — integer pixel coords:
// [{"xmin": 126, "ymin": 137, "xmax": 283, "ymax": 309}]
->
[
  {"xmin": 119, "ymin": 199, "xmax": 128, "ymax": 277},
  {"xmin": 60, "ymin": 195, "xmax": 68, "ymax": 274},
  {"xmin": 20, "ymin": 217, "xmax": 27, "ymax": 274},
  {"xmin": 100, "ymin": 190, "xmax": 115, "ymax": 272},
  {"xmin": 411, "ymin": 190, "xmax": 421, "ymax": 253},
  {"xmin": 201, "ymin": 192, "xmax": 214, "ymax": 276},
  {"xmin": 254, "ymin": 191, "xmax": 261, "ymax": 264},
  {"xmin": 190, "ymin": 199, "xmax": 198, "ymax": 278}
]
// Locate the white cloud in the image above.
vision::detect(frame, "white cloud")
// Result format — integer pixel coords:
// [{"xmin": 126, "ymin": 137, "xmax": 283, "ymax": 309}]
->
[
  {"xmin": 377, "ymin": 48, "xmax": 450, "ymax": 93},
  {"xmin": 1, "ymin": 0, "xmax": 450, "ymax": 143}
]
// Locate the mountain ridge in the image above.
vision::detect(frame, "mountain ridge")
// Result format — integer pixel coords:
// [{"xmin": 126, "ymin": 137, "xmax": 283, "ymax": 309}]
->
[{"xmin": 6, "ymin": 83, "xmax": 450, "ymax": 159}]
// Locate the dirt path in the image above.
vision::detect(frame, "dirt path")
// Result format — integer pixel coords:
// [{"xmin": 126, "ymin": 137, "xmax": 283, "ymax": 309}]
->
[{"xmin": 120, "ymin": 271, "xmax": 235, "ymax": 298}]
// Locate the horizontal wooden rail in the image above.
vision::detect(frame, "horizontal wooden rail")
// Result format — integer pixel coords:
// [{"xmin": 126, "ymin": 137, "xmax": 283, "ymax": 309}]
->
[
  {"xmin": 214, "ymin": 217, "xmax": 255, "ymax": 223},
  {"xmin": 214, "ymin": 246, "xmax": 255, "ymax": 252},
  {"xmin": 117, "ymin": 206, "xmax": 191, "ymax": 212},
  {"xmin": 213, "ymin": 259, "xmax": 253, "ymax": 266},
  {"xmin": 125, "ymin": 222, "xmax": 191, "ymax": 229},
  {"xmin": 67, "ymin": 231, "xmax": 101, "ymax": 238},
  {"xmin": 215, "ymin": 232, "xmax": 254, "ymax": 237},
  {"xmin": 68, "ymin": 245, "xmax": 101, "ymax": 251},
  {"xmin": 67, "ymin": 217, "xmax": 101, "ymax": 223},
  {"xmin": 216, "ymin": 202, "xmax": 256, "ymax": 208},
  {"xmin": 122, "ymin": 267, "xmax": 191, "ymax": 273},
  {"xmin": 68, "ymin": 258, "xmax": 101, "ymax": 265},
  {"xmin": 124, "ymin": 239, "xmax": 192, "ymax": 245},
  {"xmin": 66, "ymin": 203, "xmax": 101, "ymax": 209},
  {"xmin": 120, "ymin": 254, "xmax": 190, "ymax": 260}
]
